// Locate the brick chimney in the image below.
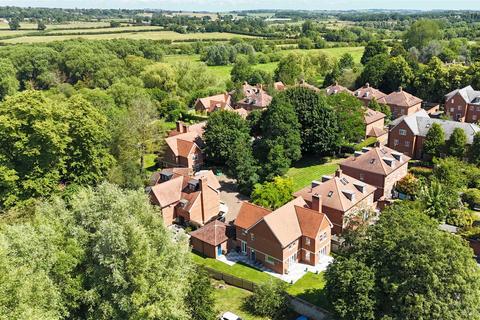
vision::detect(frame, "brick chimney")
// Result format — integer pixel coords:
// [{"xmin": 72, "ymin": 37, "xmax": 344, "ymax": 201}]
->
[
  {"xmin": 365, "ymin": 82, "xmax": 370, "ymax": 88},
  {"xmin": 398, "ymin": 86, "xmax": 403, "ymax": 92},
  {"xmin": 374, "ymin": 141, "xmax": 381, "ymax": 148},
  {"xmin": 199, "ymin": 176, "xmax": 208, "ymax": 224},
  {"xmin": 312, "ymin": 193, "xmax": 322, "ymax": 212},
  {"xmin": 335, "ymin": 169, "xmax": 342, "ymax": 178}
]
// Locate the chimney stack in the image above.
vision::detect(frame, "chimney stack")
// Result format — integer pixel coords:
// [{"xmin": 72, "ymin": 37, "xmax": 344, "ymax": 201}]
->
[
  {"xmin": 374, "ymin": 141, "xmax": 381, "ymax": 148},
  {"xmin": 335, "ymin": 169, "xmax": 342, "ymax": 178},
  {"xmin": 398, "ymin": 86, "xmax": 403, "ymax": 92},
  {"xmin": 312, "ymin": 193, "xmax": 322, "ymax": 212},
  {"xmin": 176, "ymin": 121, "xmax": 182, "ymax": 132},
  {"xmin": 365, "ymin": 82, "xmax": 370, "ymax": 88}
]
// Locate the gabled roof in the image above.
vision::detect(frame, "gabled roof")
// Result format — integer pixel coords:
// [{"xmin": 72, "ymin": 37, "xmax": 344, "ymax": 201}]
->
[
  {"xmin": 295, "ymin": 206, "xmax": 332, "ymax": 238},
  {"xmin": 149, "ymin": 167, "xmax": 191, "ymax": 186},
  {"xmin": 165, "ymin": 122, "xmax": 206, "ymax": 158},
  {"xmin": 294, "ymin": 171, "xmax": 376, "ymax": 212},
  {"xmin": 354, "ymin": 83, "xmax": 387, "ymax": 101},
  {"xmin": 390, "ymin": 110, "xmax": 480, "ymax": 144},
  {"xmin": 445, "ymin": 85, "xmax": 480, "ymax": 104},
  {"xmin": 325, "ymin": 83, "xmax": 353, "ymax": 95},
  {"xmin": 379, "ymin": 88, "xmax": 422, "ymax": 107},
  {"xmin": 367, "ymin": 126, "xmax": 387, "ymax": 137},
  {"xmin": 364, "ymin": 108, "xmax": 386, "ymax": 124},
  {"xmin": 190, "ymin": 220, "xmax": 228, "ymax": 246},
  {"xmin": 196, "ymin": 93, "xmax": 232, "ymax": 113},
  {"xmin": 235, "ymin": 197, "xmax": 331, "ymax": 248},
  {"xmin": 235, "ymin": 202, "xmax": 271, "ymax": 230},
  {"xmin": 340, "ymin": 146, "xmax": 411, "ymax": 176},
  {"xmin": 274, "ymin": 81, "xmax": 286, "ymax": 91},
  {"xmin": 297, "ymin": 80, "xmax": 321, "ymax": 92},
  {"xmin": 150, "ymin": 176, "xmax": 184, "ymax": 207}
]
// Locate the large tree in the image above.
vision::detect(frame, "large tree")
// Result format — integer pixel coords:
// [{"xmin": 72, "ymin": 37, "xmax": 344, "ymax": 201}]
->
[
  {"xmin": 326, "ymin": 92, "xmax": 365, "ymax": 144},
  {"xmin": 423, "ymin": 122, "xmax": 445, "ymax": 157},
  {"xmin": 361, "ymin": 40, "xmax": 389, "ymax": 65},
  {"xmin": 471, "ymin": 132, "xmax": 480, "ymax": 165},
  {"xmin": 403, "ymin": 19, "xmax": 442, "ymax": 50},
  {"xmin": 283, "ymin": 87, "xmax": 341, "ymax": 154},
  {"xmin": 326, "ymin": 203, "xmax": 480, "ymax": 320},
  {"xmin": 357, "ymin": 54, "xmax": 390, "ymax": 89},
  {"xmin": 0, "ymin": 58, "xmax": 19, "ymax": 100},
  {"xmin": 0, "ymin": 183, "xmax": 200, "ymax": 319},
  {"xmin": 447, "ymin": 127, "xmax": 467, "ymax": 158}
]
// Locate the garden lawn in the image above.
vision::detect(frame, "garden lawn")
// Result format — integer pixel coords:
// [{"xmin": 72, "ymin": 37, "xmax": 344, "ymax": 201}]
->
[
  {"xmin": 192, "ymin": 252, "xmax": 274, "ymax": 284},
  {"xmin": 286, "ymin": 156, "xmax": 340, "ymax": 192},
  {"xmin": 287, "ymin": 272, "xmax": 332, "ymax": 311}
]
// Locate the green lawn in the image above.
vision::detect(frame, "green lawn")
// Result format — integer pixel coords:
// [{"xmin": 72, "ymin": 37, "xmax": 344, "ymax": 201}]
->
[
  {"xmin": 287, "ymin": 272, "xmax": 332, "ymax": 311},
  {"xmin": 286, "ymin": 157, "xmax": 340, "ymax": 192},
  {"xmin": 192, "ymin": 252, "xmax": 274, "ymax": 284}
]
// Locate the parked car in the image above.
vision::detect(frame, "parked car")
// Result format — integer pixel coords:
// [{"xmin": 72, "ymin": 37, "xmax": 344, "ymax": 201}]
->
[{"xmin": 219, "ymin": 312, "xmax": 242, "ymax": 320}]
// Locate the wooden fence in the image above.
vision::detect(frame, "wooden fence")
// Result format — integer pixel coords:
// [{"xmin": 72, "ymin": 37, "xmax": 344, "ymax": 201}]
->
[{"xmin": 203, "ymin": 266, "xmax": 257, "ymax": 292}]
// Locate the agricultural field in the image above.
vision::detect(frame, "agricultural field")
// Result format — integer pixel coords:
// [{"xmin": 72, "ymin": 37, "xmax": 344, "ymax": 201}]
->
[
  {"xmin": 0, "ymin": 30, "xmax": 258, "ymax": 44},
  {"xmin": 0, "ymin": 20, "xmax": 111, "ymax": 30}
]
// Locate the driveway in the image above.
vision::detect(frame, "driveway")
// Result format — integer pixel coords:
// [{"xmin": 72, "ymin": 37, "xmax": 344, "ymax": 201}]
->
[{"xmin": 217, "ymin": 175, "xmax": 249, "ymax": 224}]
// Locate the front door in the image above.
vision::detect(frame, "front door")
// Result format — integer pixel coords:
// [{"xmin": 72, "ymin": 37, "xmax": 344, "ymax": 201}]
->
[
  {"xmin": 217, "ymin": 244, "xmax": 222, "ymax": 256},
  {"xmin": 250, "ymin": 249, "xmax": 256, "ymax": 261}
]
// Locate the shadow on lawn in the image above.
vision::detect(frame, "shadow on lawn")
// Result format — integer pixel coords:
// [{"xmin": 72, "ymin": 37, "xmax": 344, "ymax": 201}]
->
[
  {"xmin": 291, "ymin": 156, "xmax": 330, "ymax": 169},
  {"xmin": 295, "ymin": 287, "xmax": 332, "ymax": 312}
]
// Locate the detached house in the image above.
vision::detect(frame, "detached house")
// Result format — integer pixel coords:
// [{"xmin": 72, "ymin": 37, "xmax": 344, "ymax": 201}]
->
[
  {"xmin": 149, "ymin": 168, "xmax": 221, "ymax": 227},
  {"xmin": 163, "ymin": 121, "xmax": 205, "ymax": 171},
  {"xmin": 294, "ymin": 169, "xmax": 376, "ymax": 235},
  {"xmin": 236, "ymin": 83, "xmax": 272, "ymax": 111},
  {"xmin": 234, "ymin": 198, "xmax": 332, "ymax": 275},
  {"xmin": 194, "ymin": 93, "xmax": 233, "ymax": 113},
  {"xmin": 379, "ymin": 87, "xmax": 422, "ymax": 119},
  {"xmin": 445, "ymin": 86, "xmax": 480, "ymax": 123},
  {"xmin": 354, "ymin": 83, "xmax": 387, "ymax": 106},
  {"xmin": 388, "ymin": 109, "xmax": 480, "ymax": 159},
  {"xmin": 364, "ymin": 108, "xmax": 388, "ymax": 143},
  {"xmin": 340, "ymin": 145, "xmax": 410, "ymax": 201}
]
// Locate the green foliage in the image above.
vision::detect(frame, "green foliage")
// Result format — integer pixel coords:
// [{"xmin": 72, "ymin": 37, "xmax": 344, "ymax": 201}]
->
[
  {"xmin": 0, "ymin": 183, "xmax": 199, "ymax": 319},
  {"xmin": 418, "ymin": 180, "xmax": 460, "ymax": 222},
  {"xmin": 404, "ymin": 19, "xmax": 442, "ymax": 49},
  {"xmin": 383, "ymin": 55, "xmax": 414, "ymax": 92},
  {"xmin": 283, "ymin": 87, "xmax": 340, "ymax": 155},
  {"xmin": 433, "ymin": 157, "xmax": 469, "ymax": 189},
  {"xmin": 327, "ymin": 204, "xmax": 480, "ymax": 320},
  {"xmin": 251, "ymin": 177, "xmax": 294, "ymax": 210},
  {"xmin": 423, "ymin": 122, "xmax": 445, "ymax": 157},
  {"xmin": 338, "ymin": 53, "xmax": 355, "ymax": 70},
  {"xmin": 326, "ymin": 92, "xmax": 365, "ymax": 144},
  {"xmin": 187, "ymin": 266, "xmax": 217, "ymax": 320},
  {"xmin": 201, "ymin": 44, "xmax": 237, "ymax": 66},
  {"xmin": 462, "ymin": 188, "xmax": 480, "ymax": 209},
  {"xmin": 226, "ymin": 138, "xmax": 259, "ymax": 195},
  {"xmin": 353, "ymin": 137, "xmax": 378, "ymax": 151},
  {"xmin": 446, "ymin": 208, "xmax": 474, "ymax": 228},
  {"xmin": 357, "ymin": 53, "xmax": 390, "ymax": 89},
  {"xmin": 37, "ymin": 20, "xmax": 47, "ymax": 30},
  {"xmin": 0, "ymin": 58, "xmax": 19, "ymax": 100},
  {"xmin": 8, "ymin": 17, "xmax": 20, "ymax": 30},
  {"xmin": 361, "ymin": 40, "xmax": 388, "ymax": 65},
  {"xmin": 298, "ymin": 37, "xmax": 314, "ymax": 50},
  {"xmin": 471, "ymin": 132, "xmax": 480, "ymax": 165},
  {"xmin": 447, "ymin": 127, "xmax": 467, "ymax": 158},
  {"xmin": 204, "ymin": 110, "xmax": 251, "ymax": 165},
  {"xmin": 245, "ymin": 280, "xmax": 288, "ymax": 319},
  {"xmin": 395, "ymin": 173, "xmax": 421, "ymax": 197}
]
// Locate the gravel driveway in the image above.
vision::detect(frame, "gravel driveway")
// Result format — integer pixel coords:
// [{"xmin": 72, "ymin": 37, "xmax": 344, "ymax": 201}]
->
[{"xmin": 217, "ymin": 175, "xmax": 249, "ymax": 224}]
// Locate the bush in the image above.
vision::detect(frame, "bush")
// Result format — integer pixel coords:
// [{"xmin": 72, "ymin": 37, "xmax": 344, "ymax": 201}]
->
[
  {"xmin": 245, "ymin": 280, "xmax": 288, "ymax": 319},
  {"xmin": 395, "ymin": 173, "xmax": 421, "ymax": 198},
  {"xmin": 409, "ymin": 166, "xmax": 433, "ymax": 179},
  {"xmin": 446, "ymin": 209, "xmax": 474, "ymax": 228},
  {"xmin": 462, "ymin": 189, "xmax": 480, "ymax": 209},
  {"xmin": 353, "ymin": 137, "xmax": 377, "ymax": 151}
]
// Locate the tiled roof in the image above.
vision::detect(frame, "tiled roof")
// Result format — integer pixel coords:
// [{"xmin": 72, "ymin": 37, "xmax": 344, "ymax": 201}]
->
[
  {"xmin": 196, "ymin": 93, "xmax": 232, "ymax": 113},
  {"xmin": 190, "ymin": 220, "xmax": 228, "ymax": 246},
  {"xmin": 150, "ymin": 176, "xmax": 184, "ymax": 207},
  {"xmin": 165, "ymin": 122, "xmax": 206, "ymax": 158},
  {"xmin": 340, "ymin": 146, "xmax": 411, "ymax": 176},
  {"xmin": 367, "ymin": 126, "xmax": 387, "ymax": 137},
  {"xmin": 364, "ymin": 107, "xmax": 386, "ymax": 124},
  {"xmin": 235, "ymin": 202, "xmax": 271, "ymax": 230},
  {"xmin": 390, "ymin": 110, "xmax": 480, "ymax": 144},
  {"xmin": 379, "ymin": 88, "xmax": 422, "ymax": 107},
  {"xmin": 297, "ymin": 80, "xmax": 321, "ymax": 93},
  {"xmin": 354, "ymin": 84, "xmax": 387, "ymax": 101},
  {"xmin": 295, "ymin": 206, "xmax": 331, "ymax": 238},
  {"xmin": 445, "ymin": 85, "xmax": 480, "ymax": 104},
  {"xmin": 274, "ymin": 81, "xmax": 286, "ymax": 91},
  {"xmin": 325, "ymin": 83, "xmax": 353, "ymax": 95},
  {"xmin": 294, "ymin": 170, "xmax": 376, "ymax": 212}
]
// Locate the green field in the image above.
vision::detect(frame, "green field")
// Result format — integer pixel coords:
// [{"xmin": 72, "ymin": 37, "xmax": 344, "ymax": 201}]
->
[
  {"xmin": 0, "ymin": 31, "xmax": 258, "ymax": 44},
  {"xmin": 286, "ymin": 156, "xmax": 341, "ymax": 192},
  {"xmin": 0, "ymin": 21, "xmax": 112, "ymax": 30}
]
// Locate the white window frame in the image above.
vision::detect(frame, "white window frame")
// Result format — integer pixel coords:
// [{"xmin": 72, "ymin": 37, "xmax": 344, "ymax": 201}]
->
[
  {"xmin": 250, "ymin": 233, "xmax": 255, "ymax": 241},
  {"xmin": 305, "ymin": 251, "xmax": 310, "ymax": 262},
  {"xmin": 399, "ymin": 129, "xmax": 407, "ymax": 136},
  {"xmin": 394, "ymin": 139, "xmax": 399, "ymax": 146},
  {"xmin": 305, "ymin": 237, "xmax": 310, "ymax": 246},
  {"xmin": 265, "ymin": 255, "xmax": 274, "ymax": 265},
  {"xmin": 241, "ymin": 241, "xmax": 247, "ymax": 254}
]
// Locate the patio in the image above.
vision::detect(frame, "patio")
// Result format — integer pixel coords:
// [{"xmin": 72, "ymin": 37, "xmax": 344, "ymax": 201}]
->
[{"xmin": 217, "ymin": 251, "xmax": 334, "ymax": 283}]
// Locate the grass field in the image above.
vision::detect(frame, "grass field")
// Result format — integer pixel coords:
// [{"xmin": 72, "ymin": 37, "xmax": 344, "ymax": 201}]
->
[
  {"xmin": 286, "ymin": 272, "xmax": 331, "ymax": 311},
  {"xmin": 0, "ymin": 21, "xmax": 111, "ymax": 30},
  {"xmin": 286, "ymin": 156, "xmax": 341, "ymax": 192},
  {"xmin": 1, "ymin": 31, "xmax": 258, "ymax": 44}
]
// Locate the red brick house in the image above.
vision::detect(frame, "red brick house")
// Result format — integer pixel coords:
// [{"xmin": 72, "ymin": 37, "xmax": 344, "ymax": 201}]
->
[
  {"xmin": 294, "ymin": 169, "xmax": 376, "ymax": 235},
  {"xmin": 354, "ymin": 83, "xmax": 387, "ymax": 106},
  {"xmin": 364, "ymin": 108, "xmax": 388, "ymax": 143},
  {"xmin": 234, "ymin": 198, "xmax": 332, "ymax": 275},
  {"xmin": 163, "ymin": 121, "xmax": 205, "ymax": 171},
  {"xmin": 445, "ymin": 86, "xmax": 480, "ymax": 123},
  {"xmin": 378, "ymin": 87, "xmax": 422, "ymax": 119},
  {"xmin": 236, "ymin": 83, "xmax": 272, "ymax": 111},
  {"xmin": 149, "ymin": 169, "xmax": 221, "ymax": 227},
  {"xmin": 194, "ymin": 93, "xmax": 233, "ymax": 113},
  {"xmin": 190, "ymin": 220, "xmax": 229, "ymax": 258},
  {"xmin": 325, "ymin": 82, "xmax": 353, "ymax": 96},
  {"xmin": 388, "ymin": 109, "xmax": 480, "ymax": 159},
  {"xmin": 340, "ymin": 145, "xmax": 410, "ymax": 201}
]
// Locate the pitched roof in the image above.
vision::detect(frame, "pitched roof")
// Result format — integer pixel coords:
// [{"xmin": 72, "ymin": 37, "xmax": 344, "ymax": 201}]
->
[
  {"xmin": 295, "ymin": 206, "xmax": 331, "ymax": 238},
  {"xmin": 364, "ymin": 108, "xmax": 386, "ymax": 124},
  {"xmin": 297, "ymin": 80, "xmax": 321, "ymax": 92},
  {"xmin": 274, "ymin": 81, "xmax": 286, "ymax": 91},
  {"xmin": 390, "ymin": 110, "xmax": 480, "ymax": 144},
  {"xmin": 196, "ymin": 93, "xmax": 232, "ymax": 113},
  {"xmin": 238, "ymin": 86, "xmax": 272, "ymax": 108},
  {"xmin": 235, "ymin": 197, "xmax": 331, "ymax": 248},
  {"xmin": 165, "ymin": 122, "xmax": 206, "ymax": 158},
  {"xmin": 379, "ymin": 88, "xmax": 422, "ymax": 107},
  {"xmin": 233, "ymin": 107, "xmax": 248, "ymax": 119},
  {"xmin": 190, "ymin": 220, "xmax": 228, "ymax": 246},
  {"xmin": 325, "ymin": 83, "xmax": 353, "ymax": 95},
  {"xmin": 294, "ymin": 170, "xmax": 376, "ymax": 212},
  {"xmin": 340, "ymin": 146, "xmax": 411, "ymax": 176},
  {"xmin": 235, "ymin": 202, "xmax": 271, "ymax": 230},
  {"xmin": 354, "ymin": 83, "xmax": 387, "ymax": 101},
  {"xmin": 149, "ymin": 167, "xmax": 191, "ymax": 186},
  {"xmin": 367, "ymin": 126, "xmax": 387, "ymax": 137},
  {"xmin": 445, "ymin": 85, "xmax": 480, "ymax": 104},
  {"xmin": 150, "ymin": 176, "xmax": 184, "ymax": 207}
]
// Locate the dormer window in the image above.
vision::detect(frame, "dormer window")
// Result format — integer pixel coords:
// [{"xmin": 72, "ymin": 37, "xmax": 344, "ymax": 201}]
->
[
  {"xmin": 327, "ymin": 191, "xmax": 334, "ymax": 197},
  {"xmin": 179, "ymin": 199, "xmax": 189, "ymax": 208},
  {"xmin": 383, "ymin": 157, "xmax": 395, "ymax": 167},
  {"xmin": 342, "ymin": 190, "xmax": 355, "ymax": 202},
  {"xmin": 188, "ymin": 179, "xmax": 199, "ymax": 191}
]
